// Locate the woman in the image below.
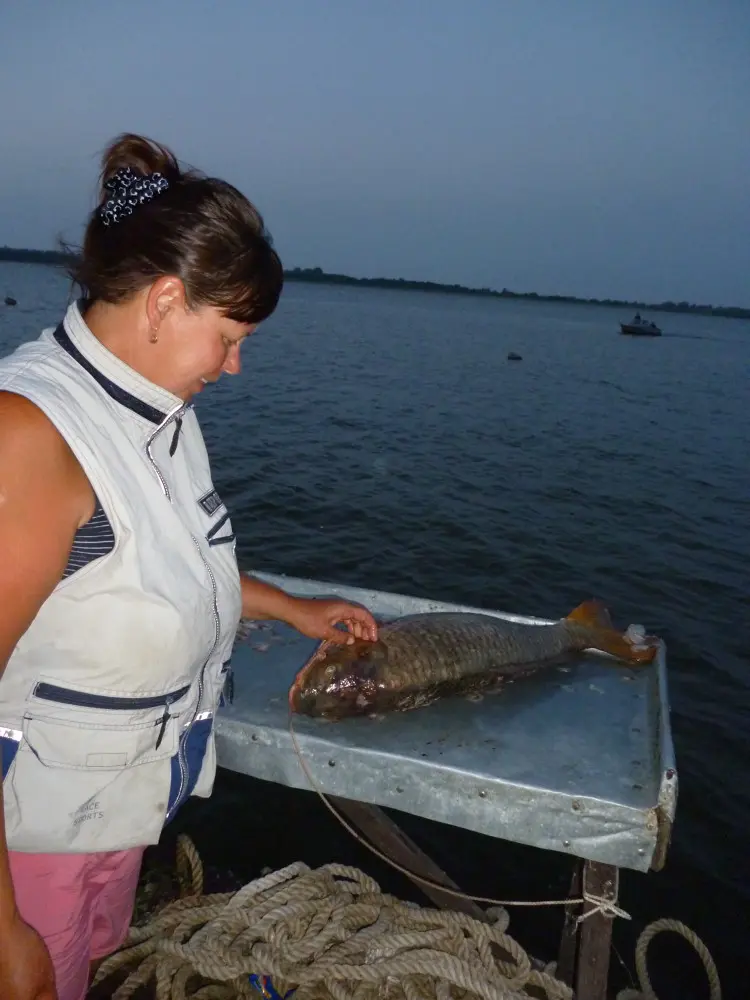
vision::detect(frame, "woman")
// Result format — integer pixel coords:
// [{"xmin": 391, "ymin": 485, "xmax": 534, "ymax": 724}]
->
[{"xmin": 0, "ymin": 133, "xmax": 377, "ymax": 1000}]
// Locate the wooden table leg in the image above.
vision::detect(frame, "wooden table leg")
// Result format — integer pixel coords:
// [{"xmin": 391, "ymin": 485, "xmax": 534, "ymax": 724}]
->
[
  {"xmin": 329, "ymin": 795, "xmax": 490, "ymax": 922},
  {"xmin": 556, "ymin": 859, "xmax": 583, "ymax": 986},
  {"xmin": 575, "ymin": 861, "xmax": 618, "ymax": 1000}
]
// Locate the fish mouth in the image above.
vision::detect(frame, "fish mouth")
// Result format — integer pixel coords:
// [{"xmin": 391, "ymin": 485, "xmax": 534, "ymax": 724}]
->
[
  {"xmin": 288, "ymin": 639, "xmax": 337, "ymax": 713},
  {"xmin": 288, "ymin": 638, "xmax": 383, "ymax": 717}
]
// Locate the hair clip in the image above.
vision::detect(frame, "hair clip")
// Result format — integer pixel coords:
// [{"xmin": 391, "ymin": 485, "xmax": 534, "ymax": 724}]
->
[{"xmin": 100, "ymin": 166, "xmax": 169, "ymax": 226}]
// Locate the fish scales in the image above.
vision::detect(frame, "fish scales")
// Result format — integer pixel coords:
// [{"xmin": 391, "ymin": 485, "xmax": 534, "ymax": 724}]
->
[
  {"xmin": 376, "ymin": 613, "xmax": 572, "ymax": 688},
  {"xmin": 290, "ymin": 601, "xmax": 659, "ymax": 720}
]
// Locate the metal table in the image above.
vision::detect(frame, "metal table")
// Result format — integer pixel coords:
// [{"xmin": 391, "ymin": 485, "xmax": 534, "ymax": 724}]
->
[{"xmin": 215, "ymin": 571, "xmax": 678, "ymax": 998}]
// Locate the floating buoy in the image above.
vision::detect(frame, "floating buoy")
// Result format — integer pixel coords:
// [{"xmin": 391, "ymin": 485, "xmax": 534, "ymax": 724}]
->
[
  {"xmin": 507, "ymin": 351, "xmax": 522, "ymax": 361},
  {"xmin": 4, "ymin": 296, "xmax": 17, "ymax": 306}
]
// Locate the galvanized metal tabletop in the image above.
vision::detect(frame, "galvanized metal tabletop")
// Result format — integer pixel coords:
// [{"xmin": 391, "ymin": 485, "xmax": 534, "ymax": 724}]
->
[{"xmin": 215, "ymin": 571, "xmax": 677, "ymax": 874}]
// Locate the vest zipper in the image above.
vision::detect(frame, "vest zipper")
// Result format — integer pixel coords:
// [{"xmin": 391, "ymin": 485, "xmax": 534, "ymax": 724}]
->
[
  {"xmin": 32, "ymin": 682, "xmax": 190, "ymax": 750},
  {"xmin": 32, "ymin": 682, "xmax": 190, "ymax": 711},
  {"xmin": 143, "ymin": 403, "xmax": 223, "ymax": 817},
  {"xmin": 168, "ymin": 534, "xmax": 222, "ymax": 817},
  {"xmin": 145, "ymin": 402, "xmax": 188, "ymax": 503}
]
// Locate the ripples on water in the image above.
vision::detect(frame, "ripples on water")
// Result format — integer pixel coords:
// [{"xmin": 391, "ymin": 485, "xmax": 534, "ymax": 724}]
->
[{"xmin": 2, "ymin": 262, "xmax": 749, "ymax": 996}]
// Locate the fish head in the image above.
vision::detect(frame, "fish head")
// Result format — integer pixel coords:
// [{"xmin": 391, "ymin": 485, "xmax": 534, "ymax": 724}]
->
[{"xmin": 289, "ymin": 638, "xmax": 388, "ymax": 719}]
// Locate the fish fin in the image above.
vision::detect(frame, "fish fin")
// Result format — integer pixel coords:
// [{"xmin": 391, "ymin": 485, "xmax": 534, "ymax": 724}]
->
[
  {"xmin": 566, "ymin": 600, "xmax": 659, "ymax": 665},
  {"xmin": 566, "ymin": 599, "xmax": 613, "ymax": 630}
]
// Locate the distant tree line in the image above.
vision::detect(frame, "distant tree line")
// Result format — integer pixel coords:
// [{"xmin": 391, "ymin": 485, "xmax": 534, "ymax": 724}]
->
[
  {"xmin": 2, "ymin": 247, "xmax": 748, "ymax": 320},
  {"xmin": 1, "ymin": 246, "xmax": 76, "ymax": 266},
  {"xmin": 284, "ymin": 267, "xmax": 750, "ymax": 320}
]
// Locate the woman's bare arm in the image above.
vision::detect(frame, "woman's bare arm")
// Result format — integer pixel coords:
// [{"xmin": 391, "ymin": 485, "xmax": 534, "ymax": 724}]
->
[{"xmin": 0, "ymin": 391, "xmax": 92, "ymax": 961}]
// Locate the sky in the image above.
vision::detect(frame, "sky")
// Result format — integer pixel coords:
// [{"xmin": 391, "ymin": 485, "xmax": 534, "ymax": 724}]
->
[{"xmin": 1, "ymin": 1, "xmax": 748, "ymax": 306}]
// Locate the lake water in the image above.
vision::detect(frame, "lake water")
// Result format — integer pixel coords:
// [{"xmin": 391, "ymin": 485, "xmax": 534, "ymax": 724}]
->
[{"xmin": 2, "ymin": 261, "xmax": 748, "ymax": 998}]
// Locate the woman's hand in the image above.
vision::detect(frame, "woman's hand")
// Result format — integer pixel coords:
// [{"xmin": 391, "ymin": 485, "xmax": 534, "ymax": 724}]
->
[
  {"xmin": 286, "ymin": 597, "xmax": 378, "ymax": 645},
  {"xmin": 0, "ymin": 912, "xmax": 57, "ymax": 1000},
  {"xmin": 239, "ymin": 575, "xmax": 378, "ymax": 644}
]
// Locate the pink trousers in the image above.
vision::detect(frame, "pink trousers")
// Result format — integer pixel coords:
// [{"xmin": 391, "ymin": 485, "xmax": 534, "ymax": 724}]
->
[{"xmin": 9, "ymin": 846, "xmax": 145, "ymax": 1000}]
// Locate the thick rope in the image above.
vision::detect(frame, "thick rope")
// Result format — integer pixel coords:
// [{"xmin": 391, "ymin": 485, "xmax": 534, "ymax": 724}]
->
[
  {"xmin": 91, "ymin": 837, "xmax": 723, "ymax": 1000},
  {"xmin": 91, "ymin": 835, "xmax": 572, "ymax": 1000},
  {"xmin": 615, "ymin": 918, "xmax": 722, "ymax": 1000}
]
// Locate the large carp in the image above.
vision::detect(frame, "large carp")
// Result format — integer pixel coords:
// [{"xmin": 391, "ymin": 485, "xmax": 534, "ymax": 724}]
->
[{"xmin": 289, "ymin": 600, "xmax": 659, "ymax": 720}]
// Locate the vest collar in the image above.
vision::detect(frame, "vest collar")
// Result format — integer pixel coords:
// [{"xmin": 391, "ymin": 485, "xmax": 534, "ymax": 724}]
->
[{"xmin": 53, "ymin": 300, "xmax": 186, "ymax": 426}]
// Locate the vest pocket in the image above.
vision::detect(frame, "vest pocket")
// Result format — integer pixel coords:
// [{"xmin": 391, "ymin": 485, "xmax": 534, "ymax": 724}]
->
[{"xmin": 22, "ymin": 683, "xmax": 192, "ymax": 769}]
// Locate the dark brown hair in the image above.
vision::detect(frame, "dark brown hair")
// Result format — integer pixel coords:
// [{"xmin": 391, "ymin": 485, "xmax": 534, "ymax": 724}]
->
[{"xmin": 68, "ymin": 133, "xmax": 283, "ymax": 324}]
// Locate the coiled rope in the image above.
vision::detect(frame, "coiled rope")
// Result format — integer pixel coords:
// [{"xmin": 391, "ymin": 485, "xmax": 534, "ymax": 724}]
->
[
  {"xmin": 91, "ymin": 834, "xmax": 571, "ymax": 1000},
  {"xmin": 91, "ymin": 835, "xmax": 722, "ymax": 1000},
  {"xmin": 615, "ymin": 918, "xmax": 722, "ymax": 1000}
]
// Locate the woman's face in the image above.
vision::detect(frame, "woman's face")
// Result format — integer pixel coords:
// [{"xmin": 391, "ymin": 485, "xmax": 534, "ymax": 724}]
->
[
  {"xmin": 83, "ymin": 277, "xmax": 264, "ymax": 402},
  {"xmin": 164, "ymin": 303, "xmax": 257, "ymax": 401},
  {"xmin": 142, "ymin": 279, "xmax": 259, "ymax": 400}
]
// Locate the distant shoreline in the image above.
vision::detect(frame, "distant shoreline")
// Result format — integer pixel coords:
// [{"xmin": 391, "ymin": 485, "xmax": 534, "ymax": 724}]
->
[{"xmin": 2, "ymin": 246, "xmax": 748, "ymax": 320}]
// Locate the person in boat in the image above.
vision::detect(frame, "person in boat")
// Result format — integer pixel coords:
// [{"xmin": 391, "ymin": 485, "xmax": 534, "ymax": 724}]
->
[{"xmin": 0, "ymin": 133, "xmax": 378, "ymax": 1000}]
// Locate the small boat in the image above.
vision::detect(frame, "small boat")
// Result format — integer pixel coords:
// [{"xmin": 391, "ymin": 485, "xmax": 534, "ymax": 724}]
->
[{"xmin": 620, "ymin": 313, "xmax": 661, "ymax": 336}]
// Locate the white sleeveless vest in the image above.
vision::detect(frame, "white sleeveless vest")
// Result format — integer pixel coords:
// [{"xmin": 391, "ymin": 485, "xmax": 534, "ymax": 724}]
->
[{"xmin": 0, "ymin": 300, "xmax": 242, "ymax": 853}]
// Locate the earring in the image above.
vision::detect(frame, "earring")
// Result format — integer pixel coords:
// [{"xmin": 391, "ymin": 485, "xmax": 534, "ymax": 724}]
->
[{"xmin": 149, "ymin": 328, "xmax": 159, "ymax": 344}]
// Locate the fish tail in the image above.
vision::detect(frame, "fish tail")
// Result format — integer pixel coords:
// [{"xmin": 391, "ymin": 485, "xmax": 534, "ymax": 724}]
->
[
  {"xmin": 565, "ymin": 599, "xmax": 659, "ymax": 664},
  {"xmin": 566, "ymin": 599, "xmax": 614, "ymax": 630}
]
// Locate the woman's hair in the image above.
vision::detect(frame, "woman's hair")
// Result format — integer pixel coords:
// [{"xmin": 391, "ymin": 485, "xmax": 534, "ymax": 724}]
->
[{"xmin": 68, "ymin": 133, "xmax": 283, "ymax": 324}]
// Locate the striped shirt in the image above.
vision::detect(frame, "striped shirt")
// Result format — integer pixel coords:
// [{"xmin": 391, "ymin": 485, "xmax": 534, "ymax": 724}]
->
[{"xmin": 62, "ymin": 497, "xmax": 115, "ymax": 579}]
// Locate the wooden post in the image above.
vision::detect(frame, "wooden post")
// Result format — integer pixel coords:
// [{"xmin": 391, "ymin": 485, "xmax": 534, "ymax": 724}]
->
[
  {"xmin": 329, "ymin": 795, "xmax": 490, "ymax": 923},
  {"xmin": 574, "ymin": 860, "xmax": 618, "ymax": 1000},
  {"xmin": 556, "ymin": 859, "xmax": 583, "ymax": 987}
]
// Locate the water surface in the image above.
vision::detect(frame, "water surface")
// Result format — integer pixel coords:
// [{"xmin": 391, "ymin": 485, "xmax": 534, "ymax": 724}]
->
[{"xmin": 1, "ymin": 262, "xmax": 748, "ymax": 998}]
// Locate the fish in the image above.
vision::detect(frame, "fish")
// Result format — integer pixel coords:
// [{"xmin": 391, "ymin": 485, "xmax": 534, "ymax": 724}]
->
[{"xmin": 288, "ymin": 600, "xmax": 659, "ymax": 720}]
